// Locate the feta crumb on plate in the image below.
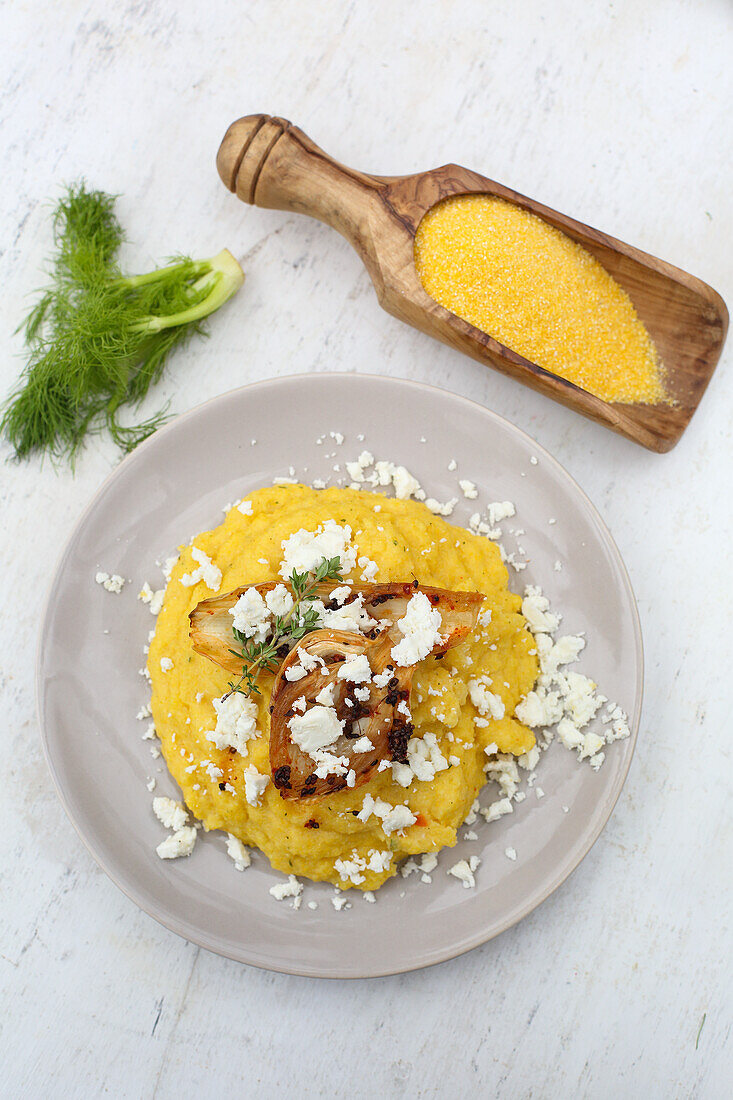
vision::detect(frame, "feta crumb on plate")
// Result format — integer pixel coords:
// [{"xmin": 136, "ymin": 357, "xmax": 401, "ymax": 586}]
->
[
  {"xmin": 225, "ymin": 834, "xmax": 251, "ymax": 871},
  {"xmin": 138, "ymin": 581, "xmax": 164, "ymax": 615},
  {"xmin": 447, "ymin": 856, "xmax": 481, "ymax": 888},
  {"xmin": 156, "ymin": 827, "xmax": 196, "ymax": 860},
  {"xmin": 459, "ymin": 479, "xmax": 478, "ymax": 499},
  {"xmin": 269, "ymin": 875, "xmax": 302, "ymax": 903},
  {"xmin": 153, "ymin": 796, "xmax": 188, "ymax": 831},
  {"xmin": 95, "ymin": 571, "xmax": 126, "ymax": 593}
]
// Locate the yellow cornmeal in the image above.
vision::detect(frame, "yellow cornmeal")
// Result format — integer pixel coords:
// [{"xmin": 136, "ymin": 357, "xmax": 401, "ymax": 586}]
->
[
  {"xmin": 414, "ymin": 194, "xmax": 666, "ymax": 405},
  {"xmin": 148, "ymin": 484, "xmax": 537, "ymax": 892}
]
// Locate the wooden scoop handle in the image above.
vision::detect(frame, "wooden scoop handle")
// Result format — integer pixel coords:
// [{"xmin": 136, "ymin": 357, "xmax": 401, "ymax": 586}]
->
[{"xmin": 216, "ymin": 114, "xmax": 385, "ymax": 249}]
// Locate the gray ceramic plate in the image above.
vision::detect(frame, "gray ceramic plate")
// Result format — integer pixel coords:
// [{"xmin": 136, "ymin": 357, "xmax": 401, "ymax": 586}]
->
[{"xmin": 37, "ymin": 373, "xmax": 642, "ymax": 978}]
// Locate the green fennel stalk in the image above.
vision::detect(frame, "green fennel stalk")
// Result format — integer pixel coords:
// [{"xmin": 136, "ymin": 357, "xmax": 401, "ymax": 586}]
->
[{"xmin": 2, "ymin": 183, "xmax": 244, "ymax": 462}]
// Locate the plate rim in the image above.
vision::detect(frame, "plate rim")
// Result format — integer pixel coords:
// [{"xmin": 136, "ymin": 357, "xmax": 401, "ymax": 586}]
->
[{"xmin": 36, "ymin": 371, "xmax": 644, "ymax": 978}]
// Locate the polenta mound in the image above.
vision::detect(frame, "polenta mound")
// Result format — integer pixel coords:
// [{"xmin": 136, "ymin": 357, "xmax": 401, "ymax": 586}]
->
[{"xmin": 148, "ymin": 484, "xmax": 538, "ymax": 891}]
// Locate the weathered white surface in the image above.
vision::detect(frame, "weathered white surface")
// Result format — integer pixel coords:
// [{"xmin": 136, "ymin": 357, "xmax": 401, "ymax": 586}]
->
[{"xmin": 1, "ymin": 1, "xmax": 731, "ymax": 1095}]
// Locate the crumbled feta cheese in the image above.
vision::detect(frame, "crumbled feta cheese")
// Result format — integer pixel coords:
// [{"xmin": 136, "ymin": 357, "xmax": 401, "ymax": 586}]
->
[
  {"xmin": 95, "ymin": 571, "xmax": 126, "ymax": 593},
  {"xmin": 160, "ymin": 555, "xmax": 178, "ymax": 583},
  {"xmin": 312, "ymin": 748, "xmax": 350, "ymax": 779},
  {"xmin": 156, "ymin": 827, "xmax": 197, "ymax": 860},
  {"xmin": 334, "ymin": 848, "xmax": 392, "ymax": 885},
  {"xmin": 459, "ymin": 479, "xmax": 478, "ymax": 499},
  {"xmin": 205, "ymin": 693, "xmax": 260, "ymax": 754},
  {"xmin": 315, "ymin": 681, "xmax": 336, "ymax": 707},
  {"xmin": 515, "ymin": 688, "xmax": 563, "ymax": 728},
  {"xmin": 505, "ymin": 847, "xmax": 517, "ymax": 861},
  {"xmin": 331, "ymin": 891, "xmax": 350, "ymax": 911},
  {"xmin": 320, "ymin": 592, "xmax": 376, "ymax": 633},
  {"xmin": 377, "ymin": 462, "xmax": 421, "ymax": 499},
  {"xmin": 229, "ymin": 587, "xmax": 271, "ymax": 642},
  {"xmin": 481, "ymin": 797, "xmax": 514, "ymax": 823},
  {"xmin": 518, "ymin": 745, "xmax": 541, "ymax": 771},
  {"xmin": 329, "ymin": 585, "xmax": 351, "ymax": 605},
  {"xmin": 521, "ymin": 585, "xmax": 560, "ymax": 634},
  {"xmin": 269, "ymin": 875, "xmax": 302, "ymax": 902},
  {"xmin": 337, "ymin": 654, "xmax": 372, "ymax": 683},
  {"xmin": 345, "ymin": 451, "xmax": 374, "ymax": 482},
  {"xmin": 243, "ymin": 765, "xmax": 270, "ymax": 806},
  {"xmin": 352, "ymin": 736, "xmax": 374, "ymax": 753},
  {"xmin": 280, "ymin": 520, "xmax": 358, "ymax": 579},
  {"xmin": 484, "ymin": 753, "xmax": 520, "ymax": 799},
  {"xmin": 447, "ymin": 856, "xmax": 480, "ymax": 888},
  {"xmin": 560, "ymin": 671, "xmax": 604, "ymax": 727},
  {"xmin": 153, "ymin": 796, "xmax": 188, "ymax": 831},
  {"xmin": 464, "ymin": 798, "xmax": 480, "ymax": 825},
  {"xmin": 358, "ymin": 555, "xmax": 379, "ymax": 582},
  {"xmin": 226, "ymin": 834, "xmax": 251, "ymax": 870},
  {"xmin": 334, "ymin": 855, "xmax": 366, "ymax": 885},
  {"xmin": 486, "ymin": 501, "xmax": 516, "ymax": 526},
  {"xmin": 579, "ymin": 731, "xmax": 605, "ymax": 760},
  {"xmin": 138, "ymin": 581, "xmax": 165, "ymax": 614},
  {"xmin": 391, "ymin": 592, "xmax": 443, "ymax": 666},
  {"xmin": 180, "ymin": 546, "xmax": 222, "ymax": 591},
  {"xmin": 160, "ymin": 657, "xmax": 174, "ymax": 672},
  {"xmin": 237, "ymin": 500, "xmax": 253, "ymax": 516},
  {"xmin": 356, "ymin": 794, "xmax": 416, "ymax": 835},
  {"xmin": 289, "ymin": 706, "xmax": 344, "ymax": 754},
  {"xmin": 468, "ymin": 676, "xmax": 505, "ymax": 720},
  {"xmin": 425, "ymin": 497, "xmax": 457, "ymax": 516},
  {"xmin": 265, "ymin": 584, "xmax": 294, "ymax": 617},
  {"xmin": 393, "ymin": 732, "xmax": 449, "ymax": 787}
]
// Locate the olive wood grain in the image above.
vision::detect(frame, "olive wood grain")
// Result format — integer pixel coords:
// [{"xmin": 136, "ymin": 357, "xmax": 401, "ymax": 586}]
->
[{"xmin": 217, "ymin": 114, "xmax": 728, "ymax": 452}]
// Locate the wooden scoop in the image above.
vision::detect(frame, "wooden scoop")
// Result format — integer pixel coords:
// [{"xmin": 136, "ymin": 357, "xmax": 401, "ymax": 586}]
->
[{"xmin": 217, "ymin": 113, "xmax": 727, "ymax": 453}]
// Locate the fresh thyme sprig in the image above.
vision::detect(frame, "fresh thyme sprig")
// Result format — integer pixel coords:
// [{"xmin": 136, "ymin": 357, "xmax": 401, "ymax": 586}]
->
[{"xmin": 223, "ymin": 556, "xmax": 343, "ymax": 700}]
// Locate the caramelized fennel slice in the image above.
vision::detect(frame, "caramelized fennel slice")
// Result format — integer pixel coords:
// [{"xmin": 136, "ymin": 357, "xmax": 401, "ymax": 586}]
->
[
  {"xmin": 268, "ymin": 587, "xmax": 483, "ymax": 800},
  {"xmin": 268, "ymin": 629, "xmax": 408, "ymax": 800},
  {"xmin": 189, "ymin": 580, "xmax": 482, "ymax": 676}
]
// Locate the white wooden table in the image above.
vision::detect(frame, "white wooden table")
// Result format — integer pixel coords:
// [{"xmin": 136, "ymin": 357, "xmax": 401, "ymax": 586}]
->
[{"xmin": 2, "ymin": 2, "xmax": 730, "ymax": 1095}]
